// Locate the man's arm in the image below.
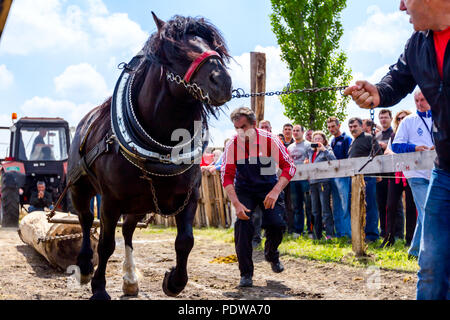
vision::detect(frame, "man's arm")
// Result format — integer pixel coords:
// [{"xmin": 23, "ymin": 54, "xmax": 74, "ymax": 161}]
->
[
  {"xmin": 221, "ymin": 138, "xmax": 251, "ymax": 220},
  {"xmin": 344, "ymin": 36, "xmax": 417, "ymax": 109},
  {"xmin": 263, "ymin": 137, "xmax": 296, "ymax": 210}
]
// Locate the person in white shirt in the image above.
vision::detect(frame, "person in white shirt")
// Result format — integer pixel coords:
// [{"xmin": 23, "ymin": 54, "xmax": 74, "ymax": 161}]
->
[{"xmin": 392, "ymin": 89, "xmax": 435, "ymax": 258}]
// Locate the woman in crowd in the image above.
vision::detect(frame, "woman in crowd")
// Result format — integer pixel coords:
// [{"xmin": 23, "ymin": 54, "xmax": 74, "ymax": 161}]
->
[
  {"xmin": 305, "ymin": 131, "xmax": 336, "ymax": 240},
  {"xmin": 381, "ymin": 110, "xmax": 417, "ymax": 248}
]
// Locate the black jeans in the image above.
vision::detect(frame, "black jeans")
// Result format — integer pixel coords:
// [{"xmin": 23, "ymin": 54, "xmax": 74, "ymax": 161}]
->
[
  {"xmin": 386, "ymin": 179, "xmax": 417, "ymax": 244},
  {"xmin": 377, "ymin": 178, "xmax": 404, "ymax": 238},
  {"xmin": 310, "ymin": 181, "xmax": 334, "ymax": 239},
  {"xmin": 235, "ymin": 189, "xmax": 286, "ymax": 277}
]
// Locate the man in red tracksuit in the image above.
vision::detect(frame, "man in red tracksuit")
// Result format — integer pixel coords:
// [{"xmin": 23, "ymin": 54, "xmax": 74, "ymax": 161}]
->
[{"xmin": 221, "ymin": 107, "xmax": 296, "ymax": 287}]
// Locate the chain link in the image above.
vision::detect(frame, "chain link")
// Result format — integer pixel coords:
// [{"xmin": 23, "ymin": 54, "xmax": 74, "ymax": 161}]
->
[
  {"xmin": 231, "ymin": 85, "xmax": 349, "ymax": 99},
  {"xmin": 166, "ymin": 72, "xmax": 211, "ymax": 104},
  {"xmin": 141, "ymin": 174, "xmax": 193, "ymax": 219},
  {"xmin": 37, "ymin": 228, "xmax": 98, "ymax": 244}
]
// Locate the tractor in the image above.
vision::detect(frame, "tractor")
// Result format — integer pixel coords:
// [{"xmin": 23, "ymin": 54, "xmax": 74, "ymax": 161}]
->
[{"xmin": 0, "ymin": 115, "xmax": 72, "ymax": 227}]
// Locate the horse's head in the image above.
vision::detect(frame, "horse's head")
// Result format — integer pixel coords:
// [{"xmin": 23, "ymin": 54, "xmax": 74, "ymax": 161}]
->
[{"xmin": 146, "ymin": 13, "xmax": 232, "ymax": 108}]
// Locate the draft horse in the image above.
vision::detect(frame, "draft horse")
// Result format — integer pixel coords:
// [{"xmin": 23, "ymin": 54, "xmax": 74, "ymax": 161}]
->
[{"xmin": 67, "ymin": 12, "xmax": 232, "ymax": 300}]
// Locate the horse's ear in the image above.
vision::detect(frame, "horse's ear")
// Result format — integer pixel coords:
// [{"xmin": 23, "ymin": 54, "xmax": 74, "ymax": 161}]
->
[{"xmin": 151, "ymin": 11, "xmax": 165, "ymax": 33}]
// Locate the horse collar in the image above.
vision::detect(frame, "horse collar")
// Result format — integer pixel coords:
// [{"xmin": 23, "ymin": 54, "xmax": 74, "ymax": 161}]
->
[{"xmin": 111, "ymin": 53, "xmax": 208, "ymax": 176}]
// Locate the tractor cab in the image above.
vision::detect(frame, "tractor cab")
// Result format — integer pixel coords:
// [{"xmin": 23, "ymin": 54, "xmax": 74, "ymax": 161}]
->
[{"xmin": 1, "ymin": 116, "xmax": 72, "ymax": 227}]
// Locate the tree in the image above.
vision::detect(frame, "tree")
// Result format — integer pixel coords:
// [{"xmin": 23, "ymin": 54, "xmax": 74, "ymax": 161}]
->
[{"xmin": 270, "ymin": 0, "xmax": 352, "ymax": 131}]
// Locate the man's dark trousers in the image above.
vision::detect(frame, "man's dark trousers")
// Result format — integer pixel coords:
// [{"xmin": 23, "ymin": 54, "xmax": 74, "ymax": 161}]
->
[{"xmin": 234, "ymin": 188, "xmax": 286, "ymax": 277}]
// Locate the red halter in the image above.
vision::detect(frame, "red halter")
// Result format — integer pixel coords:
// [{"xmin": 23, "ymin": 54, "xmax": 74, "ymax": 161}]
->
[{"xmin": 183, "ymin": 50, "xmax": 221, "ymax": 83}]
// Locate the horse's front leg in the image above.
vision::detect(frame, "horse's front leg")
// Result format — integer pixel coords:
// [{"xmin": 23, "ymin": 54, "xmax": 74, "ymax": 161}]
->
[
  {"xmin": 121, "ymin": 214, "xmax": 145, "ymax": 296},
  {"xmin": 90, "ymin": 200, "xmax": 121, "ymax": 300},
  {"xmin": 162, "ymin": 199, "xmax": 197, "ymax": 297}
]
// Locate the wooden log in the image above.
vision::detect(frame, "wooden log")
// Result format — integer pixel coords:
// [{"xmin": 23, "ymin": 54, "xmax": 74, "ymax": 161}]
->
[
  {"xmin": 351, "ymin": 175, "xmax": 367, "ymax": 256},
  {"xmin": 18, "ymin": 211, "xmax": 98, "ymax": 271},
  {"xmin": 250, "ymin": 52, "xmax": 266, "ymax": 127}
]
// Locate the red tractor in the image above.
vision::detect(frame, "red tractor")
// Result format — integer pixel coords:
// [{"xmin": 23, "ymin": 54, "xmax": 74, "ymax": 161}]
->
[{"xmin": 0, "ymin": 115, "xmax": 72, "ymax": 227}]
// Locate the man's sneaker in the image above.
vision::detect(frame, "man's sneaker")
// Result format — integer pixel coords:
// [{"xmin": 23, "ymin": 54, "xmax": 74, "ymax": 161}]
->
[
  {"xmin": 238, "ymin": 275, "xmax": 253, "ymax": 287},
  {"xmin": 292, "ymin": 233, "xmax": 301, "ymax": 240},
  {"xmin": 270, "ymin": 260, "xmax": 284, "ymax": 273}
]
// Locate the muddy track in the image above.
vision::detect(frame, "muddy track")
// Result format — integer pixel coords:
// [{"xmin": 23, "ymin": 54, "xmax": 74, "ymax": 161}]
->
[{"xmin": 0, "ymin": 228, "xmax": 416, "ymax": 300}]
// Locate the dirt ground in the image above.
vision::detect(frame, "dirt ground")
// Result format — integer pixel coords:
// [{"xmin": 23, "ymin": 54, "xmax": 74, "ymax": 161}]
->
[{"xmin": 0, "ymin": 227, "xmax": 417, "ymax": 300}]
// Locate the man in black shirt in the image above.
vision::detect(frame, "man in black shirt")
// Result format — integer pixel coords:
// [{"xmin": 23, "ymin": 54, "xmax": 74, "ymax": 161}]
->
[
  {"xmin": 28, "ymin": 181, "xmax": 53, "ymax": 212},
  {"xmin": 348, "ymin": 117, "xmax": 382, "ymax": 242}
]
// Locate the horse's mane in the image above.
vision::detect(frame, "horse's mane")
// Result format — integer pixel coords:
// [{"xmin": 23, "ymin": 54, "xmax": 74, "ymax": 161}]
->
[{"xmin": 145, "ymin": 15, "xmax": 231, "ymax": 66}]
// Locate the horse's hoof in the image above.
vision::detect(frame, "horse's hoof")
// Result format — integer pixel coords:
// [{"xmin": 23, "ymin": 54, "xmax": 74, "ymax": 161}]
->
[
  {"xmin": 90, "ymin": 291, "xmax": 111, "ymax": 300},
  {"xmin": 79, "ymin": 273, "xmax": 93, "ymax": 285},
  {"xmin": 122, "ymin": 281, "xmax": 139, "ymax": 296},
  {"xmin": 162, "ymin": 268, "xmax": 185, "ymax": 297}
]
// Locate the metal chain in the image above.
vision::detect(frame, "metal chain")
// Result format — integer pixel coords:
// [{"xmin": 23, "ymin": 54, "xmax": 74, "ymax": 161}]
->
[
  {"xmin": 120, "ymin": 149, "xmax": 195, "ymax": 177},
  {"xmin": 141, "ymin": 174, "xmax": 193, "ymax": 219},
  {"xmin": 37, "ymin": 228, "xmax": 98, "ymax": 244},
  {"xmin": 128, "ymin": 73, "xmax": 203, "ymax": 151},
  {"xmin": 231, "ymin": 85, "xmax": 349, "ymax": 99},
  {"xmin": 166, "ymin": 71, "xmax": 211, "ymax": 104}
]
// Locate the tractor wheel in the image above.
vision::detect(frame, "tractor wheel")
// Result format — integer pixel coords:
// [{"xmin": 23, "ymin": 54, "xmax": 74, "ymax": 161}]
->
[{"xmin": 1, "ymin": 173, "xmax": 20, "ymax": 228}]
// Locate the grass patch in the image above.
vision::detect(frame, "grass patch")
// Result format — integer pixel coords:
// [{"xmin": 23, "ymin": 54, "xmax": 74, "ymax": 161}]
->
[
  {"xmin": 276, "ymin": 233, "xmax": 419, "ymax": 273},
  {"xmin": 140, "ymin": 226, "xmax": 419, "ymax": 273}
]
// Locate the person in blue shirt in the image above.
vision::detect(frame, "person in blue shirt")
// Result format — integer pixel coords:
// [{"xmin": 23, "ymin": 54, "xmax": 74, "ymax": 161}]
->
[{"xmin": 327, "ymin": 117, "xmax": 352, "ymax": 238}]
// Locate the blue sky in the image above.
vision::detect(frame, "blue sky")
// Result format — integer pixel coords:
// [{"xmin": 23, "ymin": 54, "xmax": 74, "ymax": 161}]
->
[{"xmin": 0, "ymin": 0, "xmax": 417, "ymax": 150}]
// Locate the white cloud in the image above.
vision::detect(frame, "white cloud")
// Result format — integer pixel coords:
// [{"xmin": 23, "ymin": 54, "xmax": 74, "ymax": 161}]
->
[
  {"xmin": 0, "ymin": 64, "xmax": 14, "ymax": 88},
  {"xmin": 1, "ymin": 0, "xmax": 148, "ymax": 56},
  {"xmin": 19, "ymin": 96, "xmax": 97, "ymax": 127},
  {"xmin": 348, "ymin": 5, "xmax": 411, "ymax": 57},
  {"xmin": 54, "ymin": 63, "xmax": 110, "ymax": 103}
]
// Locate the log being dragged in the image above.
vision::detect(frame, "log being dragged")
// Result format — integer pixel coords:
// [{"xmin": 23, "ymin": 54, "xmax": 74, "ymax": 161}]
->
[{"xmin": 18, "ymin": 211, "xmax": 98, "ymax": 271}]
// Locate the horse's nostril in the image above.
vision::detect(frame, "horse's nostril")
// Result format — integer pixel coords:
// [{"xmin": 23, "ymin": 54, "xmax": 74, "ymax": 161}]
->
[{"xmin": 209, "ymin": 72, "xmax": 219, "ymax": 85}]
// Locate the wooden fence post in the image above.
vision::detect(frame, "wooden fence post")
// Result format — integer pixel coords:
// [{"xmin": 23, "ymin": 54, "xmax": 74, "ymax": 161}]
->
[
  {"xmin": 250, "ymin": 52, "xmax": 266, "ymax": 127},
  {"xmin": 351, "ymin": 174, "xmax": 367, "ymax": 256}
]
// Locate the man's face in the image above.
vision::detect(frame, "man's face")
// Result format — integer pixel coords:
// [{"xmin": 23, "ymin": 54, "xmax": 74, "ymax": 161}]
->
[
  {"xmin": 292, "ymin": 125, "xmax": 304, "ymax": 140},
  {"xmin": 349, "ymin": 121, "xmax": 363, "ymax": 138},
  {"xmin": 233, "ymin": 115, "xmax": 256, "ymax": 142},
  {"xmin": 378, "ymin": 113, "xmax": 392, "ymax": 130},
  {"xmin": 39, "ymin": 129, "xmax": 47, "ymax": 137},
  {"xmin": 37, "ymin": 184, "xmax": 45, "ymax": 193},
  {"xmin": 259, "ymin": 122, "xmax": 272, "ymax": 132},
  {"xmin": 414, "ymin": 92, "xmax": 431, "ymax": 113},
  {"xmin": 400, "ymin": 0, "xmax": 441, "ymax": 31},
  {"xmin": 327, "ymin": 121, "xmax": 340, "ymax": 136},
  {"xmin": 305, "ymin": 130, "xmax": 313, "ymax": 142},
  {"xmin": 283, "ymin": 126, "xmax": 293, "ymax": 139}
]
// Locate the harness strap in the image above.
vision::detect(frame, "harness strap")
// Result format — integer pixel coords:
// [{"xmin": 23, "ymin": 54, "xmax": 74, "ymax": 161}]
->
[{"xmin": 184, "ymin": 50, "xmax": 221, "ymax": 83}]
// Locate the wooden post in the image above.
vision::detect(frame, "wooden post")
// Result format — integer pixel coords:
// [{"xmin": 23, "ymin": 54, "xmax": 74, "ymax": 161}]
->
[
  {"xmin": 200, "ymin": 172, "xmax": 212, "ymax": 227},
  {"xmin": 351, "ymin": 175, "xmax": 367, "ymax": 256},
  {"xmin": 213, "ymin": 174, "xmax": 226, "ymax": 228},
  {"xmin": 250, "ymin": 52, "xmax": 266, "ymax": 127}
]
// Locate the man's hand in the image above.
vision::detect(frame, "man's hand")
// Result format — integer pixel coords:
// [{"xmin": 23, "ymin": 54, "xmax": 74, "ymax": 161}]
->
[
  {"xmin": 415, "ymin": 145, "xmax": 430, "ymax": 152},
  {"xmin": 379, "ymin": 141, "xmax": 388, "ymax": 150},
  {"xmin": 263, "ymin": 189, "xmax": 280, "ymax": 210},
  {"xmin": 343, "ymin": 80, "xmax": 381, "ymax": 109},
  {"xmin": 38, "ymin": 191, "xmax": 44, "ymax": 199},
  {"xmin": 232, "ymin": 200, "xmax": 251, "ymax": 220}
]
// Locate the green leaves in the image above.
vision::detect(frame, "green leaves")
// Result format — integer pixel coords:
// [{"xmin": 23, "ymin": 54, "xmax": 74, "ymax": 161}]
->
[{"xmin": 270, "ymin": 0, "xmax": 351, "ymax": 131}]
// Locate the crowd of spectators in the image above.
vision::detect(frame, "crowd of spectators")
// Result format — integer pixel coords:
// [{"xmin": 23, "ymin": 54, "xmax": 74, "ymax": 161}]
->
[{"xmin": 207, "ymin": 91, "xmax": 435, "ymax": 261}]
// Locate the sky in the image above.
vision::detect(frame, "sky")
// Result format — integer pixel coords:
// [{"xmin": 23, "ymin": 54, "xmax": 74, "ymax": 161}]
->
[{"xmin": 0, "ymin": 0, "xmax": 418, "ymax": 153}]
